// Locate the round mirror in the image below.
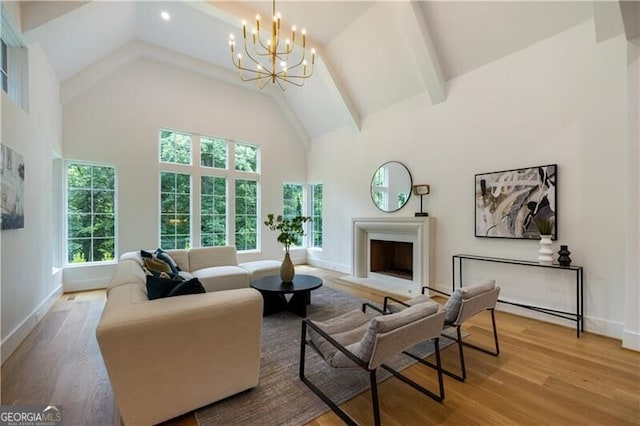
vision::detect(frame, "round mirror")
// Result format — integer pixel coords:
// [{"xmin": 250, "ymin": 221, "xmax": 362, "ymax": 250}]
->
[{"xmin": 370, "ymin": 161, "xmax": 413, "ymax": 212}]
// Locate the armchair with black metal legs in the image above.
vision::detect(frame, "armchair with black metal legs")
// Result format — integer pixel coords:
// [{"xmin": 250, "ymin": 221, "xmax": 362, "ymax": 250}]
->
[
  {"xmin": 299, "ymin": 302, "xmax": 446, "ymax": 426},
  {"xmin": 384, "ymin": 279, "xmax": 500, "ymax": 382}
]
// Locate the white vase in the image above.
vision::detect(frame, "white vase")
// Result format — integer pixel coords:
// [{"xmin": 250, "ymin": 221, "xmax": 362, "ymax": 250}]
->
[{"xmin": 538, "ymin": 235, "xmax": 554, "ymax": 264}]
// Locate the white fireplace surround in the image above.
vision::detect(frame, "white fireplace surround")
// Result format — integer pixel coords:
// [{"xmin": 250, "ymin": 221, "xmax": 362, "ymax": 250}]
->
[{"xmin": 351, "ymin": 217, "xmax": 434, "ymax": 295}]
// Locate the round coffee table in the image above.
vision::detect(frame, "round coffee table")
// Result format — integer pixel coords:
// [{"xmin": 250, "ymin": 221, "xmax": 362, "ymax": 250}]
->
[{"xmin": 250, "ymin": 274, "xmax": 323, "ymax": 317}]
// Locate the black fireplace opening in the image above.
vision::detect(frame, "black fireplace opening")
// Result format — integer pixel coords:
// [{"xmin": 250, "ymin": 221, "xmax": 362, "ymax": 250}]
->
[{"xmin": 370, "ymin": 240, "xmax": 413, "ymax": 280}]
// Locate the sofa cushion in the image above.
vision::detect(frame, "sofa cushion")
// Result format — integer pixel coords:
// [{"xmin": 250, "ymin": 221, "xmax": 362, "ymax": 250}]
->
[
  {"xmin": 189, "ymin": 246, "xmax": 239, "ymax": 271},
  {"xmin": 192, "ymin": 266, "xmax": 250, "ymax": 292},
  {"xmin": 239, "ymin": 260, "xmax": 281, "ymax": 280}
]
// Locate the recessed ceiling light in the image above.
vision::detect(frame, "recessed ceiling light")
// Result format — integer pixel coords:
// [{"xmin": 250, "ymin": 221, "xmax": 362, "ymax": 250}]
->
[{"xmin": 160, "ymin": 11, "xmax": 170, "ymax": 21}]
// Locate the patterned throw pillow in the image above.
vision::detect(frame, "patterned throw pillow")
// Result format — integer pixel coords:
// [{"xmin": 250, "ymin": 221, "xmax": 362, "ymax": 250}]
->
[{"xmin": 143, "ymin": 257, "xmax": 172, "ymax": 274}]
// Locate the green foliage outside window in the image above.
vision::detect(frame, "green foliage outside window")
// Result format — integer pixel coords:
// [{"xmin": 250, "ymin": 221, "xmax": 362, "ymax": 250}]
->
[
  {"xmin": 283, "ymin": 183, "xmax": 303, "ymax": 246},
  {"xmin": 160, "ymin": 129, "xmax": 191, "ymax": 165},
  {"xmin": 235, "ymin": 179, "xmax": 257, "ymax": 251},
  {"xmin": 201, "ymin": 137, "xmax": 227, "ymax": 169},
  {"xmin": 234, "ymin": 143, "xmax": 258, "ymax": 172},
  {"xmin": 201, "ymin": 176, "xmax": 227, "ymax": 246},
  {"xmin": 311, "ymin": 184, "xmax": 323, "ymax": 247},
  {"xmin": 67, "ymin": 163, "xmax": 116, "ymax": 263},
  {"xmin": 160, "ymin": 172, "xmax": 191, "ymax": 249}
]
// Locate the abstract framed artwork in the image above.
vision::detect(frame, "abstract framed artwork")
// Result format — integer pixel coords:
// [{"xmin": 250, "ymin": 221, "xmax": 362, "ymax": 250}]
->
[
  {"xmin": 1, "ymin": 143, "xmax": 25, "ymax": 230},
  {"xmin": 475, "ymin": 164, "xmax": 556, "ymax": 240}
]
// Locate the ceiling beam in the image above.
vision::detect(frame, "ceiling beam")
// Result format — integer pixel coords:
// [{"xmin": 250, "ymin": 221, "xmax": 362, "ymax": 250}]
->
[
  {"xmin": 398, "ymin": 1, "xmax": 446, "ymax": 105},
  {"xmin": 313, "ymin": 46, "xmax": 361, "ymax": 132},
  {"xmin": 593, "ymin": 1, "xmax": 625, "ymax": 43},
  {"xmin": 620, "ymin": 1, "xmax": 640, "ymax": 41}
]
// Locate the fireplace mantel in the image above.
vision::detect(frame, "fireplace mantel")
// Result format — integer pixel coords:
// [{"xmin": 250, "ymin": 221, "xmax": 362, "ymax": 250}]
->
[{"xmin": 350, "ymin": 217, "xmax": 435, "ymax": 295}]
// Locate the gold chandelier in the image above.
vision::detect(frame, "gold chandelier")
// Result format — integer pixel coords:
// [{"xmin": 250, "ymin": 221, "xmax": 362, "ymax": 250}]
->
[{"xmin": 228, "ymin": 0, "xmax": 315, "ymax": 90}]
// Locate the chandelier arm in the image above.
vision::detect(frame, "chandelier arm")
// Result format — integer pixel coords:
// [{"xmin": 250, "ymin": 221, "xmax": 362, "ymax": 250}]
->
[
  {"xmin": 279, "ymin": 70, "xmax": 313, "ymax": 81},
  {"xmin": 275, "ymin": 78, "xmax": 287, "ymax": 91},
  {"xmin": 242, "ymin": 42, "xmax": 274, "ymax": 74}
]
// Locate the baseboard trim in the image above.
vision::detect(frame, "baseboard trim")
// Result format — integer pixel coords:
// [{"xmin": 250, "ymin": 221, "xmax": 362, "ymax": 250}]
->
[
  {"xmin": 1, "ymin": 284, "xmax": 63, "ymax": 364},
  {"xmin": 306, "ymin": 257, "xmax": 350, "ymax": 274},
  {"xmin": 622, "ymin": 329, "xmax": 640, "ymax": 351},
  {"xmin": 63, "ymin": 277, "xmax": 109, "ymax": 293}
]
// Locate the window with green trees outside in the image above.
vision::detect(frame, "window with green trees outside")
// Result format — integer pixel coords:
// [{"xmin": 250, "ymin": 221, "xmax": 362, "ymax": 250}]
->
[
  {"xmin": 235, "ymin": 179, "xmax": 257, "ymax": 251},
  {"xmin": 160, "ymin": 171, "xmax": 191, "ymax": 249},
  {"xmin": 311, "ymin": 183, "xmax": 323, "ymax": 247},
  {"xmin": 234, "ymin": 143, "xmax": 258, "ymax": 172},
  {"xmin": 159, "ymin": 129, "xmax": 191, "ymax": 165},
  {"xmin": 201, "ymin": 175, "xmax": 227, "ymax": 246},
  {"xmin": 66, "ymin": 163, "xmax": 116, "ymax": 263},
  {"xmin": 283, "ymin": 183, "xmax": 304, "ymax": 246},
  {"xmin": 201, "ymin": 137, "xmax": 227, "ymax": 169}
]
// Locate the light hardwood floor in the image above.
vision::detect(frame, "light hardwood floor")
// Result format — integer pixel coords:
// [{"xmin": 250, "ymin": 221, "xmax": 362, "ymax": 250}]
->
[{"xmin": 2, "ymin": 265, "xmax": 638, "ymax": 425}]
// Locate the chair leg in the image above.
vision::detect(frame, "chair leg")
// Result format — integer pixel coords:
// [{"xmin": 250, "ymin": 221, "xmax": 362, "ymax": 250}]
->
[
  {"xmin": 434, "ymin": 338, "xmax": 445, "ymax": 400},
  {"xmin": 299, "ymin": 321, "xmax": 358, "ymax": 426},
  {"xmin": 461, "ymin": 309, "xmax": 500, "ymax": 357},
  {"xmin": 408, "ymin": 330, "xmax": 466, "ymax": 382},
  {"xmin": 370, "ymin": 370, "xmax": 381, "ymax": 426},
  {"xmin": 385, "ymin": 337, "xmax": 445, "ymax": 402},
  {"xmin": 456, "ymin": 326, "xmax": 467, "ymax": 381}
]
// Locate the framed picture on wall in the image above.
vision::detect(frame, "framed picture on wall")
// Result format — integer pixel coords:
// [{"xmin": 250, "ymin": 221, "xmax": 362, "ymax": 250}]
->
[
  {"xmin": 1, "ymin": 143, "xmax": 26, "ymax": 230},
  {"xmin": 475, "ymin": 164, "xmax": 557, "ymax": 240}
]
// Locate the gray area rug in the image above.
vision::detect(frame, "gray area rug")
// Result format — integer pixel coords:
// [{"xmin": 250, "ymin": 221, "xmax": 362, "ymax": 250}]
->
[{"xmin": 195, "ymin": 286, "xmax": 444, "ymax": 426}]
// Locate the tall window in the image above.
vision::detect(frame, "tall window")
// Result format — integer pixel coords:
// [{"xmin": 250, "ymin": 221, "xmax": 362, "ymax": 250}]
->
[
  {"xmin": 201, "ymin": 176, "xmax": 227, "ymax": 246},
  {"xmin": 283, "ymin": 183, "xmax": 303, "ymax": 246},
  {"xmin": 160, "ymin": 129, "xmax": 191, "ymax": 165},
  {"xmin": 235, "ymin": 179, "xmax": 258, "ymax": 251},
  {"xmin": 201, "ymin": 137, "xmax": 227, "ymax": 169},
  {"xmin": 66, "ymin": 162, "xmax": 116, "ymax": 263},
  {"xmin": 311, "ymin": 184, "xmax": 323, "ymax": 248},
  {"xmin": 1, "ymin": 39, "xmax": 7, "ymax": 94},
  {"xmin": 160, "ymin": 172, "xmax": 191, "ymax": 249},
  {"xmin": 159, "ymin": 129, "xmax": 259, "ymax": 250}
]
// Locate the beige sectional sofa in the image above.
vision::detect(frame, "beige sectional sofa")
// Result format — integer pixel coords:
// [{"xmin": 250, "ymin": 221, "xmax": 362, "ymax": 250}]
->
[{"xmin": 96, "ymin": 246, "xmax": 280, "ymax": 425}]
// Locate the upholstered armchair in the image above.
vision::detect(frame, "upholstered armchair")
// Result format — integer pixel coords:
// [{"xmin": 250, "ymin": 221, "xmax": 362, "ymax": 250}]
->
[
  {"xmin": 385, "ymin": 280, "xmax": 500, "ymax": 381},
  {"xmin": 299, "ymin": 302, "xmax": 445, "ymax": 426}
]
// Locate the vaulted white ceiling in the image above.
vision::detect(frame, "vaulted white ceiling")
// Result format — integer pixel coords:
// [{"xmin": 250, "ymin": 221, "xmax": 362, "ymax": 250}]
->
[{"xmin": 18, "ymin": 1, "xmax": 633, "ymax": 143}]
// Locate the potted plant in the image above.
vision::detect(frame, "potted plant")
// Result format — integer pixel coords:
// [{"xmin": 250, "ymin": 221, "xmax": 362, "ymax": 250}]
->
[
  {"xmin": 534, "ymin": 217, "xmax": 554, "ymax": 264},
  {"xmin": 264, "ymin": 213, "xmax": 311, "ymax": 282}
]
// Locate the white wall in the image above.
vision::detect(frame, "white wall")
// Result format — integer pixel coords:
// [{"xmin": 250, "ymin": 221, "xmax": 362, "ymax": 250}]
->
[
  {"xmin": 1, "ymin": 43, "xmax": 63, "ymax": 362},
  {"xmin": 624, "ymin": 37, "xmax": 640, "ymax": 350},
  {"xmin": 308, "ymin": 21, "xmax": 632, "ymax": 339},
  {"xmin": 62, "ymin": 58, "xmax": 308, "ymax": 290}
]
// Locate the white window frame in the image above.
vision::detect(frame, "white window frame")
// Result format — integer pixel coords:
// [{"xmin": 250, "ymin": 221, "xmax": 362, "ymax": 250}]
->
[
  {"xmin": 157, "ymin": 129, "xmax": 261, "ymax": 252},
  {"xmin": 64, "ymin": 160, "xmax": 118, "ymax": 266}
]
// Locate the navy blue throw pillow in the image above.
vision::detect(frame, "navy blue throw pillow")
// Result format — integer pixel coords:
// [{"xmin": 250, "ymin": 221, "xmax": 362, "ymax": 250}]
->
[
  {"xmin": 166, "ymin": 278, "xmax": 206, "ymax": 297},
  {"xmin": 140, "ymin": 250, "xmax": 154, "ymax": 259},
  {"xmin": 146, "ymin": 275, "xmax": 181, "ymax": 300},
  {"xmin": 146, "ymin": 276, "xmax": 205, "ymax": 300},
  {"xmin": 155, "ymin": 248, "xmax": 181, "ymax": 274}
]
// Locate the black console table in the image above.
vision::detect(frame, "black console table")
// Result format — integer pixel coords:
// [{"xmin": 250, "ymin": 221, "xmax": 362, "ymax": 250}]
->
[{"xmin": 452, "ymin": 254, "xmax": 584, "ymax": 337}]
